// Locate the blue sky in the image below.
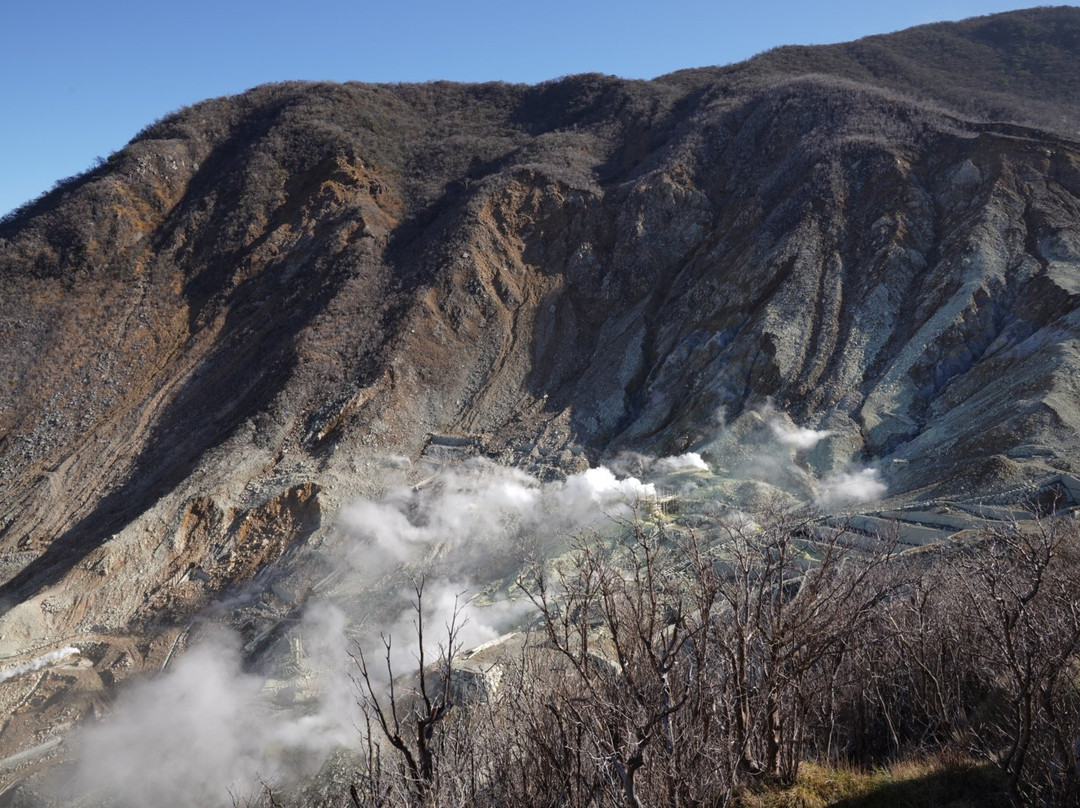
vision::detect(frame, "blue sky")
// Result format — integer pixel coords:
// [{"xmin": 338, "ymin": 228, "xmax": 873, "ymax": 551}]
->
[{"xmin": 0, "ymin": 1, "xmax": 1062, "ymax": 218}]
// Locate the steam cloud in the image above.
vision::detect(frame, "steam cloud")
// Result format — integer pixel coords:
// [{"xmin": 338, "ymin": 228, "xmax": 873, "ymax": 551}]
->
[
  {"xmin": 608, "ymin": 451, "xmax": 709, "ymax": 477},
  {"xmin": 770, "ymin": 421, "xmax": 833, "ymax": 450},
  {"xmin": 66, "ymin": 412, "xmax": 883, "ymax": 805},
  {"xmin": 77, "ymin": 633, "xmax": 304, "ymax": 806},
  {"xmin": 726, "ymin": 405, "xmax": 887, "ymax": 511},
  {"xmin": 0, "ymin": 647, "xmax": 79, "ymax": 684},
  {"xmin": 652, "ymin": 452, "xmax": 710, "ymax": 474},
  {"xmin": 814, "ymin": 468, "xmax": 887, "ymax": 508},
  {"xmin": 68, "ymin": 457, "xmax": 683, "ymax": 807},
  {"xmin": 761, "ymin": 404, "xmax": 832, "ymax": 450}
]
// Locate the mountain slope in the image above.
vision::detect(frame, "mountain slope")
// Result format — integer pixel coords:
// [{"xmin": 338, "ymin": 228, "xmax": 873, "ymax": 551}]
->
[{"xmin": 2, "ymin": 6, "xmax": 1080, "ymax": 795}]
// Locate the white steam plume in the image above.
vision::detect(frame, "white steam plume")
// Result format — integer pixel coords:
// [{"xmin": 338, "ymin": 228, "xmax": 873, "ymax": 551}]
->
[
  {"xmin": 652, "ymin": 452, "xmax": 709, "ymax": 474},
  {"xmin": 607, "ymin": 451, "xmax": 709, "ymax": 478},
  {"xmin": 0, "ymin": 647, "xmax": 79, "ymax": 683},
  {"xmin": 69, "ymin": 454, "xmax": 698, "ymax": 806},
  {"xmin": 371, "ymin": 579, "xmax": 536, "ymax": 686},
  {"xmin": 815, "ymin": 468, "xmax": 887, "ymax": 508},
  {"xmin": 771, "ymin": 422, "xmax": 832, "ymax": 450},
  {"xmin": 339, "ymin": 461, "xmax": 541, "ymax": 574},
  {"xmin": 65, "ymin": 440, "xmax": 885, "ymax": 806},
  {"xmin": 762, "ymin": 406, "xmax": 832, "ymax": 450},
  {"xmin": 549, "ymin": 466, "xmax": 656, "ymax": 524},
  {"xmin": 705, "ymin": 404, "xmax": 886, "ymax": 510},
  {"xmin": 74, "ymin": 631, "xmax": 336, "ymax": 807}
]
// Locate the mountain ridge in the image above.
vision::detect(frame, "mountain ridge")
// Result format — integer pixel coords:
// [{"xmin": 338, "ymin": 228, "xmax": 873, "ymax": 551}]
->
[{"xmin": 3, "ymin": 6, "xmax": 1080, "ymax": 799}]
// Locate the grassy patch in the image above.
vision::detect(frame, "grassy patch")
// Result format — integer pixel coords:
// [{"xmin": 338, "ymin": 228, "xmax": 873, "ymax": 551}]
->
[{"xmin": 734, "ymin": 754, "xmax": 1010, "ymax": 808}]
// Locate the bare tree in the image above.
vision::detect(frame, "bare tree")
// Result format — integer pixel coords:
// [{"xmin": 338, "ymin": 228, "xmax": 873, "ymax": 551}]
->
[
  {"xmin": 951, "ymin": 517, "xmax": 1080, "ymax": 804},
  {"xmin": 337, "ymin": 503, "xmax": 1078, "ymax": 808},
  {"xmin": 519, "ymin": 515, "xmax": 724, "ymax": 808},
  {"xmin": 824, "ymin": 514, "xmax": 1080, "ymax": 805},
  {"xmin": 350, "ymin": 576, "xmax": 462, "ymax": 808},
  {"xmin": 707, "ymin": 506, "xmax": 901, "ymax": 784}
]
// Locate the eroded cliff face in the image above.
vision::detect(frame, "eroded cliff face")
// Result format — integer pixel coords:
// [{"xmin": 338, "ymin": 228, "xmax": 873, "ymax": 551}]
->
[{"xmin": 3, "ymin": 7, "xmax": 1080, "ymax": 792}]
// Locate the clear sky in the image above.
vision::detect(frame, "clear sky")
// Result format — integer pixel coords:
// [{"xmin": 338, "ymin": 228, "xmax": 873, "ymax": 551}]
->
[{"xmin": 0, "ymin": 0, "xmax": 1064, "ymax": 218}]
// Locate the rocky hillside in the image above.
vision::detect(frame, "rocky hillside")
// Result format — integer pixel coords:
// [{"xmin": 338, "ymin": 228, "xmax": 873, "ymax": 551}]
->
[{"xmin": 3, "ymin": 5, "xmax": 1080, "ymax": 798}]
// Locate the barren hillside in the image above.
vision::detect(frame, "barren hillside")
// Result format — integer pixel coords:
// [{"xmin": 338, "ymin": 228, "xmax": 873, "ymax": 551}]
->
[{"xmin": 2, "ymin": 6, "xmax": 1080, "ymax": 803}]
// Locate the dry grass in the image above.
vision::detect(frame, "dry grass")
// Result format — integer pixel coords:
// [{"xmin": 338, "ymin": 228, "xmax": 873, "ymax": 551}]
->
[{"xmin": 734, "ymin": 753, "xmax": 1010, "ymax": 808}]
